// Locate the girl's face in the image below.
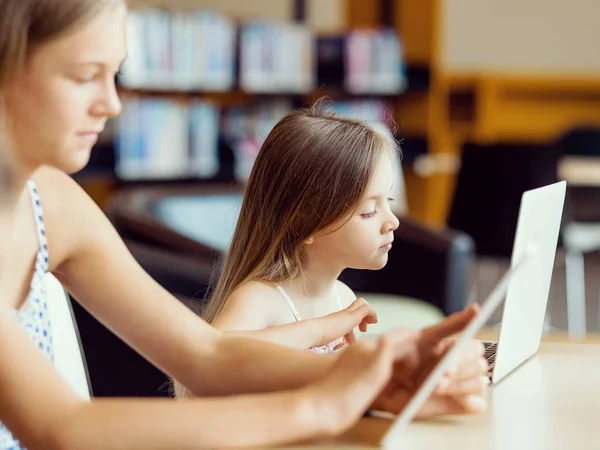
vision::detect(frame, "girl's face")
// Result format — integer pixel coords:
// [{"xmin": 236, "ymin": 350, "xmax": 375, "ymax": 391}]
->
[
  {"xmin": 2, "ymin": 2, "xmax": 127, "ymax": 175},
  {"xmin": 309, "ymin": 151, "xmax": 400, "ymax": 271}
]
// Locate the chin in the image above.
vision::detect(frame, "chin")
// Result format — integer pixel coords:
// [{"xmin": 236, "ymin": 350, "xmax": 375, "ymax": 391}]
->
[
  {"xmin": 372, "ymin": 260, "xmax": 388, "ymax": 270},
  {"xmin": 349, "ymin": 255, "xmax": 389, "ymax": 271},
  {"xmin": 371, "ymin": 254, "xmax": 389, "ymax": 270},
  {"xmin": 59, "ymin": 148, "xmax": 93, "ymax": 174}
]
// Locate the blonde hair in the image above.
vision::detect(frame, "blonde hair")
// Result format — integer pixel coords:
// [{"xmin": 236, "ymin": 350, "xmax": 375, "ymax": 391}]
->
[
  {"xmin": 174, "ymin": 101, "xmax": 398, "ymax": 398},
  {"xmin": 0, "ymin": 0, "xmax": 122, "ymax": 89}
]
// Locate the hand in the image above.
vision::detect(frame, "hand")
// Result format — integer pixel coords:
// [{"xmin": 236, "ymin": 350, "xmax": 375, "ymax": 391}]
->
[
  {"xmin": 332, "ymin": 297, "xmax": 377, "ymax": 333},
  {"xmin": 372, "ymin": 304, "xmax": 489, "ymax": 418},
  {"xmin": 306, "ymin": 305, "xmax": 487, "ymax": 436},
  {"xmin": 305, "ymin": 330, "xmax": 416, "ymax": 436},
  {"xmin": 329, "ymin": 298, "xmax": 378, "ymax": 349}
]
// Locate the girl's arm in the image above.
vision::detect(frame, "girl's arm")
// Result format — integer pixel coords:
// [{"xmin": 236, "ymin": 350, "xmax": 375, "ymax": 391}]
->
[
  {"xmin": 335, "ymin": 281, "xmax": 361, "ymax": 344},
  {"xmin": 37, "ymin": 168, "xmax": 337, "ymax": 397},
  {"xmin": 216, "ymin": 293, "xmax": 377, "ymax": 350},
  {"xmin": 0, "ymin": 304, "xmax": 395, "ymax": 450}
]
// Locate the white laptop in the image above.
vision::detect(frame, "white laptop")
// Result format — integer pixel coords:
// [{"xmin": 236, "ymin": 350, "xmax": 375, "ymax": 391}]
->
[
  {"xmin": 481, "ymin": 180, "xmax": 566, "ymax": 384},
  {"xmin": 380, "ymin": 180, "xmax": 566, "ymax": 447}
]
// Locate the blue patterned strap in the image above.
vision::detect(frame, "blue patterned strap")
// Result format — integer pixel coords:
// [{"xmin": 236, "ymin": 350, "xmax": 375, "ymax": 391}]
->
[{"xmin": 26, "ymin": 180, "xmax": 49, "ymax": 272}]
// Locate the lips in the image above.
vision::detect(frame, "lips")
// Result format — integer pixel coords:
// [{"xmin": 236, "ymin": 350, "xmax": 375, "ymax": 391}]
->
[
  {"xmin": 380, "ymin": 241, "xmax": 393, "ymax": 249},
  {"xmin": 77, "ymin": 129, "xmax": 104, "ymax": 143}
]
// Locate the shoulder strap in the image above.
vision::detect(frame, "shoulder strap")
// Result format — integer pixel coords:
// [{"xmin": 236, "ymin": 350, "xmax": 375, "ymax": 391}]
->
[
  {"xmin": 334, "ymin": 284, "xmax": 344, "ymax": 310},
  {"xmin": 275, "ymin": 285, "xmax": 302, "ymax": 321},
  {"xmin": 26, "ymin": 179, "xmax": 49, "ymax": 272}
]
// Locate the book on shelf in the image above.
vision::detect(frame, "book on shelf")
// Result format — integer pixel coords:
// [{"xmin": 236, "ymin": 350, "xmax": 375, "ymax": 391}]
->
[
  {"xmin": 114, "ymin": 95, "xmax": 397, "ymax": 183},
  {"xmin": 222, "ymin": 100, "xmax": 295, "ymax": 181},
  {"xmin": 115, "ymin": 97, "xmax": 220, "ymax": 181},
  {"xmin": 119, "ymin": 8, "xmax": 406, "ymax": 96},
  {"xmin": 315, "ymin": 29, "xmax": 407, "ymax": 94},
  {"xmin": 345, "ymin": 28, "xmax": 407, "ymax": 95},
  {"xmin": 119, "ymin": 8, "xmax": 236, "ymax": 91},
  {"xmin": 239, "ymin": 21, "xmax": 315, "ymax": 94}
]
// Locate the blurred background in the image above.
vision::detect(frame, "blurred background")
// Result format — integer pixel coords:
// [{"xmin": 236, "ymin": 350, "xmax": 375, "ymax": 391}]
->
[{"xmin": 71, "ymin": 0, "xmax": 600, "ymax": 396}]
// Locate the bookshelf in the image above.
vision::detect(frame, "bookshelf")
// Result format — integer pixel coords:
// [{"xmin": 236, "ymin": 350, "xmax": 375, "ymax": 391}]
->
[{"xmin": 77, "ymin": 0, "xmax": 411, "ymax": 210}]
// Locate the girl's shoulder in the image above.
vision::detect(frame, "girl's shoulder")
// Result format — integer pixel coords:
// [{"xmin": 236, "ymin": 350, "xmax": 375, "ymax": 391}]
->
[
  {"xmin": 31, "ymin": 166, "xmax": 81, "ymax": 208},
  {"xmin": 221, "ymin": 280, "xmax": 294, "ymax": 327},
  {"xmin": 29, "ymin": 166, "xmax": 110, "ymax": 272},
  {"xmin": 229, "ymin": 280, "xmax": 283, "ymax": 308}
]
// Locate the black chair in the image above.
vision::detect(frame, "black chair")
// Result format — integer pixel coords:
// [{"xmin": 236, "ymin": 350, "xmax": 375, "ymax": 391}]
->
[
  {"xmin": 70, "ymin": 240, "xmax": 213, "ymax": 397},
  {"xmin": 108, "ymin": 184, "xmax": 474, "ymax": 319},
  {"xmin": 447, "ymin": 142, "xmax": 561, "ymax": 260}
]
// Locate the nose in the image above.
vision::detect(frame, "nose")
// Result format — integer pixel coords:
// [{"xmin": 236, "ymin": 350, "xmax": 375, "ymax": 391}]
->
[
  {"xmin": 92, "ymin": 79, "xmax": 122, "ymax": 119},
  {"xmin": 382, "ymin": 208, "xmax": 400, "ymax": 234}
]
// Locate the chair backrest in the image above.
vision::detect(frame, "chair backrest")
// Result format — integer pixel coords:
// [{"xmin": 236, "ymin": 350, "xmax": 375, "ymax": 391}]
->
[
  {"xmin": 556, "ymin": 127, "xmax": 600, "ymax": 222},
  {"xmin": 447, "ymin": 142, "xmax": 561, "ymax": 258},
  {"xmin": 557, "ymin": 127, "xmax": 600, "ymax": 157},
  {"xmin": 45, "ymin": 273, "xmax": 92, "ymax": 400}
]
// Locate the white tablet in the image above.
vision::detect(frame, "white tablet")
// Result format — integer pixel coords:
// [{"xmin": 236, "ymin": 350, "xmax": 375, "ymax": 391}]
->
[{"xmin": 380, "ymin": 242, "xmax": 537, "ymax": 448}]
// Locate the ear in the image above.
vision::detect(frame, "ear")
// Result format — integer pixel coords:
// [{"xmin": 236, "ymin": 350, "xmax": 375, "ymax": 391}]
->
[{"xmin": 304, "ymin": 236, "xmax": 314, "ymax": 245}]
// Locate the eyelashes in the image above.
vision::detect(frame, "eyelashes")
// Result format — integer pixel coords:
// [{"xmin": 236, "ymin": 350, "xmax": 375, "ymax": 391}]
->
[
  {"xmin": 360, "ymin": 198, "xmax": 395, "ymax": 219},
  {"xmin": 361, "ymin": 211, "xmax": 377, "ymax": 219}
]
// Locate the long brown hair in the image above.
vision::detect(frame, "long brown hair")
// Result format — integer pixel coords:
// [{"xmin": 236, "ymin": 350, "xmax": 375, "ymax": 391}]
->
[
  {"xmin": 0, "ymin": 0, "xmax": 121, "ymax": 89},
  {"xmin": 203, "ymin": 101, "xmax": 398, "ymax": 323}
]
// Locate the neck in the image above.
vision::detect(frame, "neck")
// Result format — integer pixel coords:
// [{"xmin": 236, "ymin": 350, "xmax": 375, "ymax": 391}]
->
[
  {"xmin": 285, "ymin": 251, "xmax": 343, "ymax": 298},
  {"xmin": 13, "ymin": 161, "xmax": 37, "ymax": 195}
]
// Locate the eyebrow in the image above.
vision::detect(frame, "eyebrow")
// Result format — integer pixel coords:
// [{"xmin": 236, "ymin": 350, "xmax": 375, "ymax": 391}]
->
[
  {"xmin": 363, "ymin": 182, "xmax": 395, "ymax": 201},
  {"xmin": 74, "ymin": 55, "xmax": 128, "ymax": 68}
]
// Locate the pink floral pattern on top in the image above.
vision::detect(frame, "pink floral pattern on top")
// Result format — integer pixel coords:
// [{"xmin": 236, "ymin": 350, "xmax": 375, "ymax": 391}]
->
[
  {"xmin": 308, "ymin": 336, "xmax": 347, "ymax": 354},
  {"xmin": 275, "ymin": 285, "xmax": 347, "ymax": 354}
]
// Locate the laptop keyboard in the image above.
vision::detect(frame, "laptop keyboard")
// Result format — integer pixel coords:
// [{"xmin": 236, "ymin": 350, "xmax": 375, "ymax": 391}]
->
[{"xmin": 484, "ymin": 342, "xmax": 497, "ymax": 367}]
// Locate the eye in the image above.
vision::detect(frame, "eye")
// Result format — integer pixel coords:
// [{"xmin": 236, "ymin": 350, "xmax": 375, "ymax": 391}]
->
[
  {"xmin": 387, "ymin": 197, "xmax": 395, "ymax": 202},
  {"xmin": 361, "ymin": 210, "xmax": 378, "ymax": 219},
  {"xmin": 75, "ymin": 72, "xmax": 99, "ymax": 83}
]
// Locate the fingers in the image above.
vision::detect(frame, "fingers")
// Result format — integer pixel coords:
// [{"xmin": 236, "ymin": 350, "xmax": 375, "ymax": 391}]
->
[
  {"xmin": 435, "ymin": 340, "xmax": 487, "ymax": 392},
  {"xmin": 450, "ymin": 353, "xmax": 489, "ymax": 381},
  {"xmin": 416, "ymin": 393, "xmax": 487, "ymax": 419},
  {"xmin": 358, "ymin": 313, "xmax": 377, "ymax": 332},
  {"xmin": 421, "ymin": 304, "xmax": 479, "ymax": 344},
  {"xmin": 359, "ymin": 321, "xmax": 367, "ymax": 333},
  {"xmin": 343, "ymin": 330, "xmax": 357, "ymax": 345},
  {"xmin": 378, "ymin": 329, "xmax": 420, "ymax": 360},
  {"xmin": 348, "ymin": 299, "xmax": 378, "ymax": 332},
  {"xmin": 444, "ymin": 358, "xmax": 488, "ymax": 383},
  {"xmin": 443, "ymin": 340, "xmax": 486, "ymax": 375},
  {"xmin": 453, "ymin": 393, "xmax": 489, "ymax": 413},
  {"xmin": 348, "ymin": 297, "xmax": 369, "ymax": 311},
  {"xmin": 436, "ymin": 374, "xmax": 489, "ymax": 397}
]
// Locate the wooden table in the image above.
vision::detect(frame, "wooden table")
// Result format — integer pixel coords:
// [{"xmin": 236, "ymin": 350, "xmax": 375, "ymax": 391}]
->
[{"xmin": 260, "ymin": 337, "xmax": 600, "ymax": 449}]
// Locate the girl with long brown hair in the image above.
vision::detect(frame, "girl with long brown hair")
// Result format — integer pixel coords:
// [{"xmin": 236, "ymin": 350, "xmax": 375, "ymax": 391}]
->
[{"xmin": 202, "ymin": 103, "xmax": 400, "ymax": 354}]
